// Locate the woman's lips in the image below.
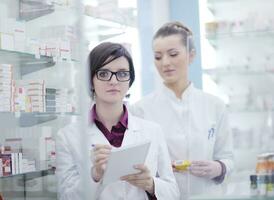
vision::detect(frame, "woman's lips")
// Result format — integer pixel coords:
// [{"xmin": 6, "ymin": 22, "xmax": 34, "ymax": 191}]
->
[
  {"xmin": 106, "ymin": 89, "xmax": 120, "ymax": 93},
  {"xmin": 163, "ymin": 69, "xmax": 176, "ymax": 75}
]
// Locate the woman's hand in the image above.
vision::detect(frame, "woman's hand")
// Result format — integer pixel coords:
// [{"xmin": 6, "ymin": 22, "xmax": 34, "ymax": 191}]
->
[
  {"xmin": 120, "ymin": 164, "xmax": 155, "ymax": 195},
  {"xmin": 172, "ymin": 162, "xmax": 183, "ymax": 173},
  {"xmin": 91, "ymin": 144, "xmax": 112, "ymax": 182},
  {"xmin": 189, "ymin": 160, "xmax": 222, "ymax": 179}
]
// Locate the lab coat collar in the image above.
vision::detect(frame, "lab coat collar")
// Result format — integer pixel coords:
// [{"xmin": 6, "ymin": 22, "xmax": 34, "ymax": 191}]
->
[
  {"xmin": 88, "ymin": 110, "xmax": 141, "ymax": 135},
  {"xmin": 160, "ymin": 82, "xmax": 194, "ymax": 102}
]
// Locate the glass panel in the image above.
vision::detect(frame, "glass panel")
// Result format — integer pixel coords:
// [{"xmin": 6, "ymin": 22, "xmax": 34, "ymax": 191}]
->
[
  {"xmin": 0, "ymin": 0, "xmax": 85, "ymax": 199},
  {"xmin": 199, "ymin": 0, "xmax": 274, "ymax": 199}
]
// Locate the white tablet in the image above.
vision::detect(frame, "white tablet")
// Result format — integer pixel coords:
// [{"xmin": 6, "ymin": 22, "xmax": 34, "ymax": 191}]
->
[{"xmin": 101, "ymin": 140, "xmax": 151, "ymax": 185}]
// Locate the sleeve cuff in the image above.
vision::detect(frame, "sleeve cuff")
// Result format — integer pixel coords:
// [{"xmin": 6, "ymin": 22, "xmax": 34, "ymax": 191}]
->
[
  {"xmin": 146, "ymin": 191, "xmax": 157, "ymax": 200},
  {"xmin": 213, "ymin": 160, "xmax": 226, "ymax": 184}
]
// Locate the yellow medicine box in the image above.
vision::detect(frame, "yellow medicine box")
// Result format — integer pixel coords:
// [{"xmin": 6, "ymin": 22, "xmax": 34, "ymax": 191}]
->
[{"xmin": 174, "ymin": 160, "xmax": 191, "ymax": 171}]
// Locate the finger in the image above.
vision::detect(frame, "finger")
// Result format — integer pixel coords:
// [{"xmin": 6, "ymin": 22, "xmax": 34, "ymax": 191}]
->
[
  {"xmin": 121, "ymin": 172, "xmax": 150, "ymax": 181},
  {"xmin": 134, "ymin": 164, "xmax": 149, "ymax": 172},
  {"xmin": 126, "ymin": 179, "xmax": 150, "ymax": 187},
  {"xmin": 94, "ymin": 153, "xmax": 110, "ymax": 162},
  {"xmin": 94, "ymin": 158, "xmax": 108, "ymax": 166},
  {"xmin": 126, "ymin": 177, "xmax": 154, "ymax": 192},
  {"xmin": 94, "ymin": 148, "xmax": 112, "ymax": 155},
  {"xmin": 94, "ymin": 144, "xmax": 112, "ymax": 149},
  {"xmin": 136, "ymin": 164, "xmax": 148, "ymax": 170},
  {"xmin": 189, "ymin": 165, "xmax": 208, "ymax": 172},
  {"xmin": 94, "ymin": 154, "xmax": 110, "ymax": 162},
  {"xmin": 93, "ymin": 144, "xmax": 112, "ymax": 150},
  {"xmin": 190, "ymin": 165, "xmax": 210, "ymax": 177},
  {"xmin": 191, "ymin": 160, "xmax": 208, "ymax": 166},
  {"xmin": 190, "ymin": 170, "xmax": 206, "ymax": 177},
  {"xmin": 123, "ymin": 174, "xmax": 150, "ymax": 181}
]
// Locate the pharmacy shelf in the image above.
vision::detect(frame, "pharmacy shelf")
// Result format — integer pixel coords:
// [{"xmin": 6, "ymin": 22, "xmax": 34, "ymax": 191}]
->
[
  {"xmin": 0, "ymin": 112, "xmax": 78, "ymax": 128},
  {"xmin": 19, "ymin": 0, "xmax": 54, "ymax": 21},
  {"xmin": 203, "ymin": 68, "xmax": 274, "ymax": 76},
  {"xmin": 0, "ymin": 49, "xmax": 55, "ymax": 76},
  {"xmin": 18, "ymin": 112, "xmax": 58, "ymax": 127},
  {"xmin": 206, "ymin": 30, "xmax": 274, "ymax": 39},
  {"xmin": 0, "ymin": 168, "xmax": 55, "ymax": 181},
  {"xmin": 205, "ymin": 30, "xmax": 274, "ymax": 47},
  {"xmin": 0, "ymin": 167, "xmax": 56, "ymax": 200}
]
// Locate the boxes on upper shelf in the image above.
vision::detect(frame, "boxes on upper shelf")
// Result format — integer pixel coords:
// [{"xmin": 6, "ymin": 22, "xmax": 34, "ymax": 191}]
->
[
  {"xmin": 0, "ymin": 64, "xmax": 15, "ymax": 112},
  {"xmin": 39, "ymin": 25, "xmax": 79, "ymax": 61},
  {"xmin": 0, "ymin": 18, "xmax": 26, "ymax": 52}
]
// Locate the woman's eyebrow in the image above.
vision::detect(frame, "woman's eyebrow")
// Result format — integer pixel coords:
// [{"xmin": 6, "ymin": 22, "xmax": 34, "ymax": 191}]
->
[
  {"xmin": 100, "ymin": 67, "xmax": 129, "ymax": 71},
  {"xmin": 167, "ymin": 48, "xmax": 179, "ymax": 52}
]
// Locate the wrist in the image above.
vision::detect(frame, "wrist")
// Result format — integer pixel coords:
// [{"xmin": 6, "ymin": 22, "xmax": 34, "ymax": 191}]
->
[
  {"xmin": 91, "ymin": 167, "xmax": 102, "ymax": 182},
  {"xmin": 146, "ymin": 178, "xmax": 155, "ymax": 195},
  {"xmin": 215, "ymin": 161, "xmax": 222, "ymax": 177},
  {"xmin": 213, "ymin": 160, "xmax": 226, "ymax": 183}
]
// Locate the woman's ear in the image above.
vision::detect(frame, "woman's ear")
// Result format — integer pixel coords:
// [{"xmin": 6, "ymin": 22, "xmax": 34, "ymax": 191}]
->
[{"xmin": 188, "ymin": 49, "xmax": 196, "ymax": 65}]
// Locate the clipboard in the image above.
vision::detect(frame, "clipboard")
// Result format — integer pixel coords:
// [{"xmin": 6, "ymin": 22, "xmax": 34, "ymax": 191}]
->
[{"xmin": 101, "ymin": 140, "xmax": 151, "ymax": 185}]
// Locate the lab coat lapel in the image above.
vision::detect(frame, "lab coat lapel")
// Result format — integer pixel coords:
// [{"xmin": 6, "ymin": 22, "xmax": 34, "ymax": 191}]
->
[
  {"xmin": 86, "ymin": 113, "xmax": 143, "ymax": 148},
  {"xmin": 87, "ymin": 123, "xmax": 110, "ymax": 145},
  {"xmin": 121, "ymin": 113, "xmax": 143, "ymax": 147}
]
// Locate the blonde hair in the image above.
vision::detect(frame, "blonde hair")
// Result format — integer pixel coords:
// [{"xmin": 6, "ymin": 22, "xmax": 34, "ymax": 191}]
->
[{"xmin": 153, "ymin": 21, "xmax": 195, "ymax": 52}]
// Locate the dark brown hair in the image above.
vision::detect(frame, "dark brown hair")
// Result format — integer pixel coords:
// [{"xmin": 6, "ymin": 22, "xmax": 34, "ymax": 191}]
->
[
  {"xmin": 153, "ymin": 21, "xmax": 195, "ymax": 52},
  {"xmin": 88, "ymin": 42, "xmax": 135, "ymax": 97}
]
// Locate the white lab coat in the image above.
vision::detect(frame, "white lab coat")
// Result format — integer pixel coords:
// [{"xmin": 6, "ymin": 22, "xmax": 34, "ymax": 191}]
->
[
  {"xmin": 130, "ymin": 83, "xmax": 234, "ymax": 199},
  {"xmin": 56, "ymin": 112, "xmax": 180, "ymax": 200}
]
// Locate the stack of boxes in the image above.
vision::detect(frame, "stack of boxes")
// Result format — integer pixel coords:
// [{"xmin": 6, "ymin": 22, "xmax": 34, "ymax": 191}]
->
[
  {"xmin": 46, "ymin": 88, "xmax": 73, "ymax": 113},
  {"xmin": 0, "ymin": 126, "xmax": 56, "ymax": 177},
  {"xmin": 0, "ymin": 64, "xmax": 14, "ymax": 112},
  {"xmin": 15, "ymin": 80, "xmax": 45, "ymax": 113},
  {"xmin": 0, "ymin": 18, "xmax": 78, "ymax": 62},
  {"xmin": 0, "ymin": 18, "xmax": 26, "ymax": 52},
  {"xmin": 40, "ymin": 25, "xmax": 79, "ymax": 61}
]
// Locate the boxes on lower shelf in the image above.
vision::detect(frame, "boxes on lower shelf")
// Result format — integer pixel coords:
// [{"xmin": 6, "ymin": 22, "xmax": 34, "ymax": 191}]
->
[{"xmin": 0, "ymin": 153, "xmax": 36, "ymax": 176}]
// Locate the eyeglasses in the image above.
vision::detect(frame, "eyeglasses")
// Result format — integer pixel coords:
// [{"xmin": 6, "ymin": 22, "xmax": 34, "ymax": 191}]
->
[{"xmin": 95, "ymin": 69, "xmax": 131, "ymax": 82}]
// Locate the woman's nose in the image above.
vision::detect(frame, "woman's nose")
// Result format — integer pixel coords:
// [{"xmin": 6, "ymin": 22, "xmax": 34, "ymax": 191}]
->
[
  {"xmin": 109, "ymin": 74, "xmax": 119, "ymax": 84},
  {"xmin": 162, "ymin": 55, "xmax": 171, "ymax": 66}
]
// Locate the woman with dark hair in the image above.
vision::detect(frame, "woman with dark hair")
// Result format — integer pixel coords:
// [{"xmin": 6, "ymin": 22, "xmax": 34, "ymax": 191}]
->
[
  {"xmin": 56, "ymin": 42, "xmax": 179, "ymax": 200},
  {"xmin": 131, "ymin": 22, "xmax": 234, "ymax": 199}
]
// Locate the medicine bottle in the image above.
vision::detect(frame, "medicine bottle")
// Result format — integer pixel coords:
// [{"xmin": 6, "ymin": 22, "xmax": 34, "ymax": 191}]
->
[
  {"xmin": 266, "ymin": 174, "xmax": 274, "ymax": 197},
  {"xmin": 250, "ymin": 175, "xmax": 258, "ymax": 196},
  {"xmin": 258, "ymin": 175, "xmax": 267, "ymax": 196}
]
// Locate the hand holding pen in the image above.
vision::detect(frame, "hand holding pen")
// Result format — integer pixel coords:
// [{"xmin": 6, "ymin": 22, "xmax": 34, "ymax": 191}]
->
[{"xmin": 91, "ymin": 144, "xmax": 112, "ymax": 182}]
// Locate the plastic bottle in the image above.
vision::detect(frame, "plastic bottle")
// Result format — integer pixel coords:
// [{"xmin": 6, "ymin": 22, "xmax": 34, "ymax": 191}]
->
[
  {"xmin": 250, "ymin": 175, "xmax": 258, "ymax": 196},
  {"xmin": 258, "ymin": 175, "xmax": 267, "ymax": 196},
  {"xmin": 267, "ymin": 174, "xmax": 274, "ymax": 197}
]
